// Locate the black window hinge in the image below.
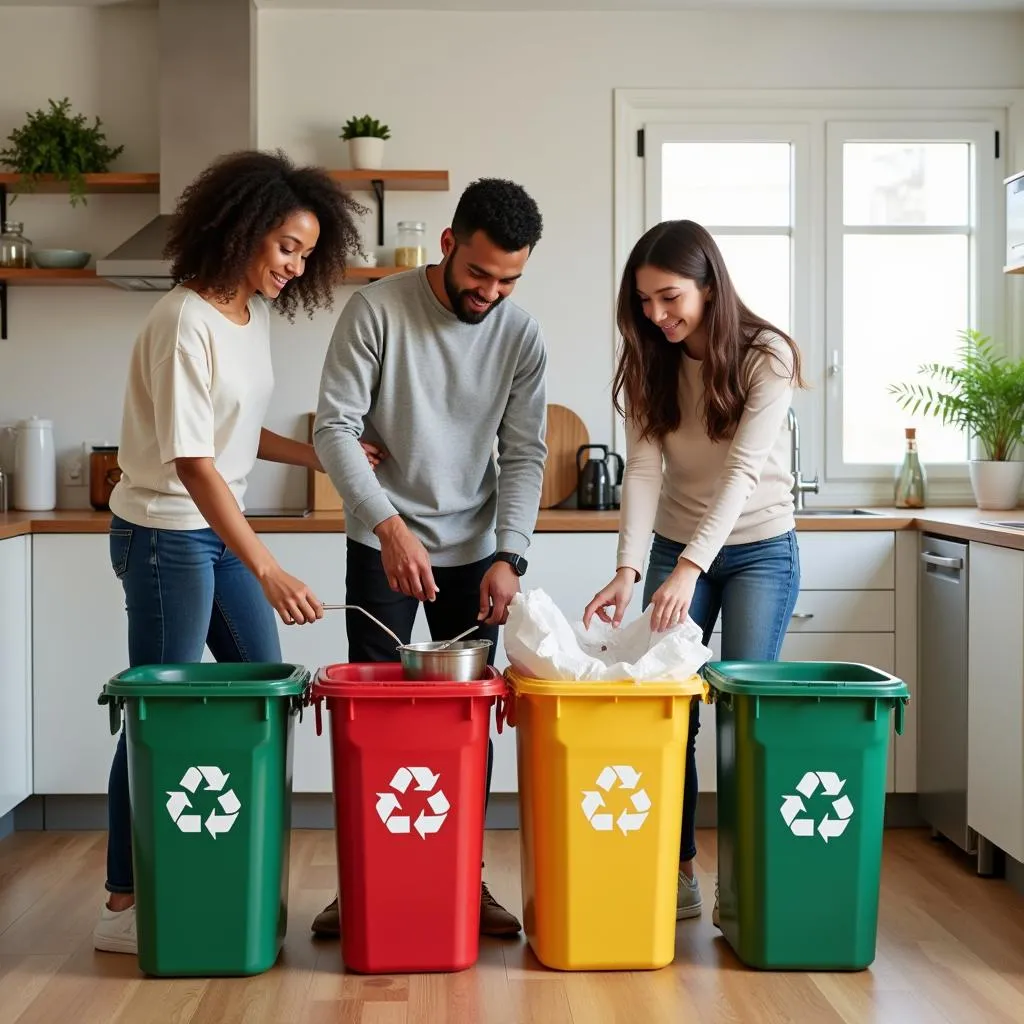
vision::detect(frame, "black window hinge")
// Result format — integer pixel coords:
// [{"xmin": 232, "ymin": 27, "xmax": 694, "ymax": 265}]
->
[
  {"xmin": 995, "ymin": 130, "xmax": 1000, "ymax": 159},
  {"xmin": 637, "ymin": 128, "xmax": 645, "ymax": 158}
]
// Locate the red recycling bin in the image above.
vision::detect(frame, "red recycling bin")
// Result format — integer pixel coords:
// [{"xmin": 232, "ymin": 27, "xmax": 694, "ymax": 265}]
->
[{"xmin": 312, "ymin": 663, "xmax": 507, "ymax": 973}]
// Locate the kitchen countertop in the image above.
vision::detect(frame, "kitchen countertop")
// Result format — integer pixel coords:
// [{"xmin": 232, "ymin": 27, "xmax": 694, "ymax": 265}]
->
[{"xmin": 3, "ymin": 505, "xmax": 1024, "ymax": 547}]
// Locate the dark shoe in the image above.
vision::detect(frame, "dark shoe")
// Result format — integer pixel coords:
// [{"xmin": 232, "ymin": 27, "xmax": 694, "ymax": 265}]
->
[
  {"xmin": 480, "ymin": 881, "xmax": 521, "ymax": 937},
  {"xmin": 311, "ymin": 895, "xmax": 340, "ymax": 937}
]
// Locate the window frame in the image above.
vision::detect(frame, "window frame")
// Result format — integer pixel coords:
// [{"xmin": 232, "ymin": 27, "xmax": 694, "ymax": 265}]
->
[
  {"xmin": 825, "ymin": 119, "xmax": 998, "ymax": 482},
  {"xmin": 614, "ymin": 88, "xmax": 1020, "ymax": 505}
]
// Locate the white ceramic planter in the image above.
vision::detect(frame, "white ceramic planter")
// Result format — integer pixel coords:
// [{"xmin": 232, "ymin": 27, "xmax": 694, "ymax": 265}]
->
[
  {"xmin": 968, "ymin": 459, "xmax": 1024, "ymax": 510},
  {"xmin": 348, "ymin": 137, "xmax": 385, "ymax": 171}
]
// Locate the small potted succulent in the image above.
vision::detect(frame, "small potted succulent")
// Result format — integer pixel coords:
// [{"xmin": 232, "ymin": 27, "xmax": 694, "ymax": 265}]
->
[
  {"xmin": 340, "ymin": 114, "xmax": 391, "ymax": 171},
  {"xmin": 889, "ymin": 329, "xmax": 1024, "ymax": 510}
]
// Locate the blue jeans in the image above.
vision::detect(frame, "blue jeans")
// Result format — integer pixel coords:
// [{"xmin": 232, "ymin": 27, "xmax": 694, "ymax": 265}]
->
[
  {"xmin": 105, "ymin": 514, "xmax": 281, "ymax": 894},
  {"xmin": 642, "ymin": 529, "xmax": 800, "ymax": 862}
]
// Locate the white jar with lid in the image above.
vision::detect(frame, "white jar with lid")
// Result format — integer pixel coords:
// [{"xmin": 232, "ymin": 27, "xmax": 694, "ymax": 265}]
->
[
  {"xmin": 12, "ymin": 416, "xmax": 56, "ymax": 511},
  {"xmin": 395, "ymin": 221, "xmax": 427, "ymax": 268}
]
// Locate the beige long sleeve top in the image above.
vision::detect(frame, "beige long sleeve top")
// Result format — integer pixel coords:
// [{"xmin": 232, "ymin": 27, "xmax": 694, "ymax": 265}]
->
[{"xmin": 616, "ymin": 336, "xmax": 797, "ymax": 576}]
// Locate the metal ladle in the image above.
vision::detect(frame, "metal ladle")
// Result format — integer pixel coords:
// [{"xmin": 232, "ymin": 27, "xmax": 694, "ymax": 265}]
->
[
  {"xmin": 322, "ymin": 604, "xmax": 403, "ymax": 648},
  {"xmin": 322, "ymin": 605, "xmax": 477, "ymax": 650}
]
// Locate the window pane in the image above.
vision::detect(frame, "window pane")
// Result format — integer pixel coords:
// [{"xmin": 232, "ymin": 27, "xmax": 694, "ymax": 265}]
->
[
  {"xmin": 843, "ymin": 142, "xmax": 970, "ymax": 226},
  {"xmin": 714, "ymin": 235, "xmax": 791, "ymax": 336},
  {"xmin": 842, "ymin": 234, "xmax": 969, "ymax": 464},
  {"xmin": 661, "ymin": 142, "xmax": 791, "ymax": 226}
]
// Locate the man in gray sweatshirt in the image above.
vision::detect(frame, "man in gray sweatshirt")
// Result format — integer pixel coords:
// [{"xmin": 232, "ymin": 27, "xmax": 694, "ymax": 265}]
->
[{"xmin": 311, "ymin": 178, "xmax": 547, "ymax": 939}]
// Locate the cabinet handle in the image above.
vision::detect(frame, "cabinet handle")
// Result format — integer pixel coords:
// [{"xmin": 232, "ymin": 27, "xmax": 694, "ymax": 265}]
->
[
  {"xmin": 920, "ymin": 552, "xmax": 962, "ymax": 570},
  {"xmin": 791, "ymin": 612, "xmax": 814, "ymax": 620}
]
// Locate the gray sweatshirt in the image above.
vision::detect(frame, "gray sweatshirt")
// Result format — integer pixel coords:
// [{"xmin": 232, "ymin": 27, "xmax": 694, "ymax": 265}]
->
[{"xmin": 313, "ymin": 267, "xmax": 548, "ymax": 566}]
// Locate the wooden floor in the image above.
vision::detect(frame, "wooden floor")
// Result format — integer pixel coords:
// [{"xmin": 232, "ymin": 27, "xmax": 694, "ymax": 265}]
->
[{"xmin": 1, "ymin": 827, "xmax": 1024, "ymax": 1023}]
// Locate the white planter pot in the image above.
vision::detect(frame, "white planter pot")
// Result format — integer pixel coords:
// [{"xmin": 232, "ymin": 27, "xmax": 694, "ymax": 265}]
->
[
  {"xmin": 968, "ymin": 459, "xmax": 1024, "ymax": 510},
  {"xmin": 348, "ymin": 137, "xmax": 385, "ymax": 171}
]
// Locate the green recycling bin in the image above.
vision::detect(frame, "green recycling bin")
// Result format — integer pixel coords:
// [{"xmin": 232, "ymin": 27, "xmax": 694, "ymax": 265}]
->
[
  {"xmin": 704, "ymin": 661, "xmax": 909, "ymax": 972},
  {"xmin": 99, "ymin": 662, "xmax": 310, "ymax": 977}
]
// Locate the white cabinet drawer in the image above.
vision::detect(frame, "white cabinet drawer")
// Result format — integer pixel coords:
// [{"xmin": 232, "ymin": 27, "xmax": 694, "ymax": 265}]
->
[
  {"xmin": 710, "ymin": 590, "xmax": 895, "ymax": 635},
  {"xmin": 797, "ymin": 532, "xmax": 895, "ymax": 590},
  {"xmin": 787, "ymin": 590, "xmax": 894, "ymax": 633}
]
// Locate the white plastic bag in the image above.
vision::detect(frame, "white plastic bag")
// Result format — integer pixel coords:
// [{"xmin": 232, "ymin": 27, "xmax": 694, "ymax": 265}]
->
[{"xmin": 503, "ymin": 588, "xmax": 713, "ymax": 682}]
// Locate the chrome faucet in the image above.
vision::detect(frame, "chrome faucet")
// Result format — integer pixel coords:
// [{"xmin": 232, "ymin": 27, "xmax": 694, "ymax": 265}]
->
[{"xmin": 787, "ymin": 407, "xmax": 819, "ymax": 511}]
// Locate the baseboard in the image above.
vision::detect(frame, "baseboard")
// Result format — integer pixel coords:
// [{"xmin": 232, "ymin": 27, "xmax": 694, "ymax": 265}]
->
[
  {"xmin": 3, "ymin": 791, "xmax": 927, "ymax": 833},
  {"xmin": 0, "ymin": 811, "xmax": 12, "ymax": 841}
]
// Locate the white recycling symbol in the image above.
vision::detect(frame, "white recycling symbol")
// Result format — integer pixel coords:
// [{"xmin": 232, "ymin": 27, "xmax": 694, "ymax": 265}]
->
[
  {"xmin": 581, "ymin": 765, "xmax": 651, "ymax": 836},
  {"xmin": 166, "ymin": 765, "xmax": 240, "ymax": 839},
  {"xmin": 376, "ymin": 766, "xmax": 450, "ymax": 840},
  {"xmin": 780, "ymin": 771, "xmax": 854, "ymax": 844}
]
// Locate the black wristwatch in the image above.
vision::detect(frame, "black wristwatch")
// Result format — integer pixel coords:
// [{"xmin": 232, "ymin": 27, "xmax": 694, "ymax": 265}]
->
[{"xmin": 494, "ymin": 551, "xmax": 528, "ymax": 576}]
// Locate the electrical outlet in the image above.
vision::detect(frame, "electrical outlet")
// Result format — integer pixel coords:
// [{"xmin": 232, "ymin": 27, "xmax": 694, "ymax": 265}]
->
[{"xmin": 61, "ymin": 451, "xmax": 85, "ymax": 487}]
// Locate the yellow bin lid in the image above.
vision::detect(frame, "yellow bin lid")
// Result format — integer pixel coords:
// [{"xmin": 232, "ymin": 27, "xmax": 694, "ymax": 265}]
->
[{"xmin": 505, "ymin": 668, "xmax": 708, "ymax": 700}]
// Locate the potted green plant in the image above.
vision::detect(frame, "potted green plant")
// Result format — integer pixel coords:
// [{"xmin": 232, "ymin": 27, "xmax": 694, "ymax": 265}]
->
[
  {"xmin": 0, "ymin": 97, "xmax": 124, "ymax": 207},
  {"xmin": 889, "ymin": 328, "xmax": 1024, "ymax": 510},
  {"xmin": 340, "ymin": 114, "xmax": 390, "ymax": 171}
]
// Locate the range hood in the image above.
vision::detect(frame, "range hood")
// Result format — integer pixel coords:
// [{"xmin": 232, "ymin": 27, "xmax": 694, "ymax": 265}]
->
[{"xmin": 97, "ymin": 0, "xmax": 257, "ymax": 290}]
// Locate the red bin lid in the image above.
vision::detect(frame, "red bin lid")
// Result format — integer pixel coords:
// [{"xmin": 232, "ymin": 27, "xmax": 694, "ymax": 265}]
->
[{"xmin": 312, "ymin": 663, "xmax": 507, "ymax": 700}]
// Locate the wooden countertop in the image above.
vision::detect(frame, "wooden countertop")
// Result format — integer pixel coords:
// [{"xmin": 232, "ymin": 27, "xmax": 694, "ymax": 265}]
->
[{"xmin": 4, "ymin": 505, "xmax": 1024, "ymax": 549}]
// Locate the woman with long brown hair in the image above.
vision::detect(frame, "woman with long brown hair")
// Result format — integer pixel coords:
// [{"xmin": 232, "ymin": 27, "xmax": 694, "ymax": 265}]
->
[{"xmin": 583, "ymin": 219, "xmax": 805, "ymax": 923}]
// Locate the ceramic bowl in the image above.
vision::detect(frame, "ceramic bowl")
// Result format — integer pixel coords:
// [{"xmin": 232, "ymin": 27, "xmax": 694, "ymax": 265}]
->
[{"xmin": 32, "ymin": 249, "xmax": 91, "ymax": 270}]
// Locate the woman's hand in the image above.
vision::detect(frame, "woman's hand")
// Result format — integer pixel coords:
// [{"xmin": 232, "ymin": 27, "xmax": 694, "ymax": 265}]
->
[
  {"xmin": 359, "ymin": 439, "xmax": 387, "ymax": 469},
  {"xmin": 583, "ymin": 568, "xmax": 637, "ymax": 629},
  {"xmin": 648, "ymin": 559, "xmax": 701, "ymax": 632},
  {"xmin": 258, "ymin": 566, "xmax": 324, "ymax": 625}
]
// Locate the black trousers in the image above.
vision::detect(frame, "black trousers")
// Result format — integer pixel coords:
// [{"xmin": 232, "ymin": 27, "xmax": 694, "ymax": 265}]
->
[{"xmin": 345, "ymin": 538, "xmax": 499, "ymax": 806}]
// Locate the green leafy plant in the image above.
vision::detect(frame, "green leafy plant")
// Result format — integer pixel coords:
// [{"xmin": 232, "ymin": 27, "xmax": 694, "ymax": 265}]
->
[
  {"xmin": 0, "ymin": 97, "xmax": 124, "ymax": 207},
  {"xmin": 888, "ymin": 329, "xmax": 1024, "ymax": 461},
  {"xmin": 340, "ymin": 115, "xmax": 391, "ymax": 141}
]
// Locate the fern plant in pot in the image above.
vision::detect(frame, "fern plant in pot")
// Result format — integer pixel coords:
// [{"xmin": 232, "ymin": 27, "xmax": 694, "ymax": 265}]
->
[
  {"xmin": 889, "ymin": 329, "xmax": 1024, "ymax": 510},
  {"xmin": 340, "ymin": 115, "xmax": 390, "ymax": 171}
]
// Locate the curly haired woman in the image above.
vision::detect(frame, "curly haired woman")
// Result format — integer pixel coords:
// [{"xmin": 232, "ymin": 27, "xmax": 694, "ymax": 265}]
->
[
  {"xmin": 584, "ymin": 219, "xmax": 805, "ymax": 925},
  {"xmin": 94, "ymin": 150, "xmax": 368, "ymax": 954}
]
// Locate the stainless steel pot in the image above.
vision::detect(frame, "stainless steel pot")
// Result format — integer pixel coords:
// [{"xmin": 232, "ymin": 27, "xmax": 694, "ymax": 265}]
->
[{"xmin": 324, "ymin": 604, "xmax": 492, "ymax": 681}]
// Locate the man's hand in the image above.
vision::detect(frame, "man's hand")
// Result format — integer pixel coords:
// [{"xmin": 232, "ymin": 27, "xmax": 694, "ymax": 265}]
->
[
  {"xmin": 375, "ymin": 516, "xmax": 438, "ymax": 601},
  {"xmin": 478, "ymin": 561, "xmax": 520, "ymax": 626}
]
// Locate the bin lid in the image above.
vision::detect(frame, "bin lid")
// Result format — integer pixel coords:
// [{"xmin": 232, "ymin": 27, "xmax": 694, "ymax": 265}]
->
[
  {"xmin": 313, "ymin": 663, "xmax": 507, "ymax": 699},
  {"xmin": 703, "ymin": 661, "xmax": 909, "ymax": 699},
  {"xmin": 101, "ymin": 662, "xmax": 310, "ymax": 699},
  {"xmin": 506, "ymin": 669, "xmax": 707, "ymax": 699}
]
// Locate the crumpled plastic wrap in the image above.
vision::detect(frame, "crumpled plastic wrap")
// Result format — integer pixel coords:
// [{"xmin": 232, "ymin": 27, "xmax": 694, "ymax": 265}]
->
[{"xmin": 503, "ymin": 588, "xmax": 713, "ymax": 682}]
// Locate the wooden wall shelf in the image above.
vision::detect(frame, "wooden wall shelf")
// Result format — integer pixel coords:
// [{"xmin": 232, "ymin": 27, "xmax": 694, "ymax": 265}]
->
[
  {"xmin": 0, "ymin": 169, "xmax": 448, "ymax": 338},
  {"xmin": 1006, "ymin": 263, "xmax": 1024, "ymax": 275},
  {"xmin": 0, "ymin": 173, "xmax": 160, "ymax": 195},
  {"xmin": 329, "ymin": 170, "xmax": 448, "ymax": 192},
  {"xmin": 0, "ymin": 269, "xmax": 106, "ymax": 286}
]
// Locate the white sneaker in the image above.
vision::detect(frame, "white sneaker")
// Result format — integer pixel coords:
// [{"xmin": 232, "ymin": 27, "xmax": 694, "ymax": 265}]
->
[
  {"xmin": 676, "ymin": 870, "xmax": 703, "ymax": 920},
  {"xmin": 93, "ymin": 902, "xmax": 137, "ymax": 954}
]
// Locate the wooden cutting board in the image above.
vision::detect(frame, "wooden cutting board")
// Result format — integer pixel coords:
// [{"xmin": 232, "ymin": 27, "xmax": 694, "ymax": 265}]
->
[
  {"xmin": 305, "ymin": 413, "xmax": 344, "ymax": 512},
  {"xmin": 540, "ymin": 404, "xmax": 589, "ymax": 509}
]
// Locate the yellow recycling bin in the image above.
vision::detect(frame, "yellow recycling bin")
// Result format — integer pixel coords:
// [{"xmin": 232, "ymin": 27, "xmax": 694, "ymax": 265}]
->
[{"xmin": 505, "ymin": 670, "xmax": 707, "ymax": 971}]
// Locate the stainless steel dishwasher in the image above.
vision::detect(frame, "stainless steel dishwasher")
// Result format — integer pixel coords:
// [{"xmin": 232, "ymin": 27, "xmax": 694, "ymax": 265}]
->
[{"xmin": 917, "ymin": 534, "xmax": 975, "ymax": 854}]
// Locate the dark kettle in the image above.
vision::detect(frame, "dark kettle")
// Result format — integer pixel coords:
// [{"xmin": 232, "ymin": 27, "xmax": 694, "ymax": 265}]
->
[{"xmin": 576, "ymin": 444, "xmax": 625, "ymax": 511}]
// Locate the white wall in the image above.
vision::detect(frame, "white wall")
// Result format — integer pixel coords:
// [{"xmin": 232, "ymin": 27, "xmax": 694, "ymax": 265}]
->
[{"xmin": 2, "ymin": 5, "xmax": 1023, "ymax": 508}]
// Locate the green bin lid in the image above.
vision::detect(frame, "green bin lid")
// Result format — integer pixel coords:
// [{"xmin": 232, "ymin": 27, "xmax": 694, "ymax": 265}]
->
[
  {"xmin": 703, "ymin": 661, "xmax": 908, "ymax": 699},
  {"xmin": 100, "ymin": 662, "xmax": 310, "ymax": 700}
]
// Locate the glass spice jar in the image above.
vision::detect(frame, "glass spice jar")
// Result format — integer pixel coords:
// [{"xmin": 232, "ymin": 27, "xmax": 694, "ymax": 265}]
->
[
  {"xmin": 394, "ymin": 221, "xmax": 427, "ymax": 268},
  {"xmin": 0, "ymin": 221, "xmax": 31, "ymax": 268}
]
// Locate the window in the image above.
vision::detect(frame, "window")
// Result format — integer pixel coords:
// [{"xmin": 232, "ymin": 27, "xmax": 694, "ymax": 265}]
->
[
  {"xmin": 618, "ymin": 93, "xmax": 1007, "ymax": 498},
  {"xmin": 644, "ymin": 126, "xmax": 808, "ymax": 338},
  {"xmin": 826, "ymin": 122, "xmax": 996, "ymax": 477}
]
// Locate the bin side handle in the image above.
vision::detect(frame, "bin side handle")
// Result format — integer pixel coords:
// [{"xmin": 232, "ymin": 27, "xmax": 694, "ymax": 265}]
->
[
  {"xmin": 314, "ymin": 696, "xmax": 323, "ymax": 736},
  {"xmin": 894, "ymin": 697, "xmax": 907, "ymax": 736}
]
